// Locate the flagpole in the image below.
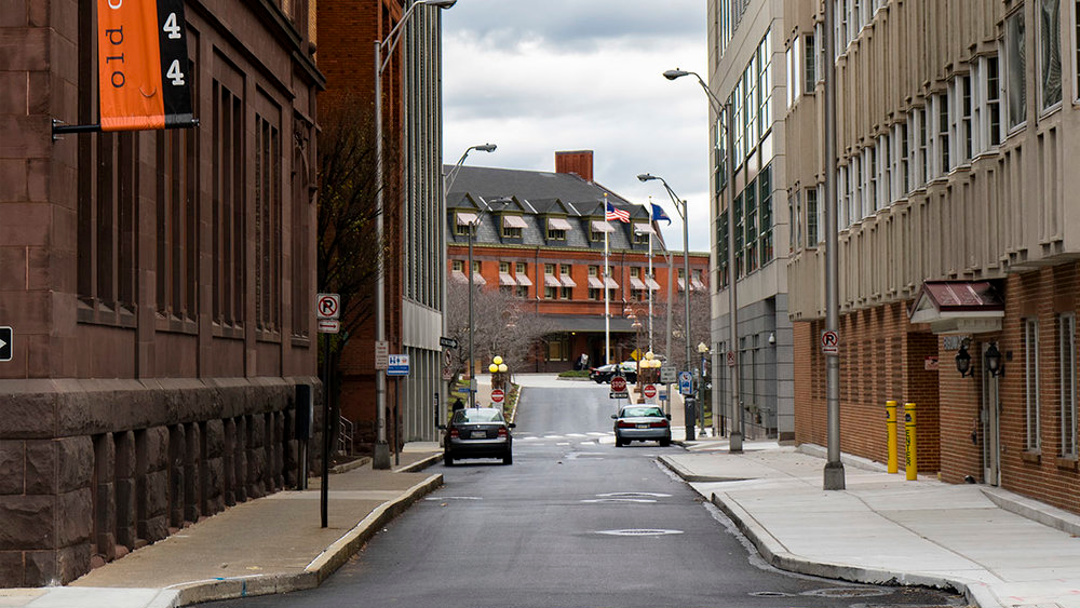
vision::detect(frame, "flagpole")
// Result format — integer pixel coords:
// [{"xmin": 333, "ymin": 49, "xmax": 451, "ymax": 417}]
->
[
  {"xmin": 604, "ymin": 194, "xmax": 611, "ymax": 366},
  {"xmin": 647, "ymin": 199, "xmax": 654, "ymax": 354}
]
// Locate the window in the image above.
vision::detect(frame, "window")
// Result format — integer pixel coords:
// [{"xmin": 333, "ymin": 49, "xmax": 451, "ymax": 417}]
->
[
  {"xmin": 212, "ymin": 78, "xmax": 246, "ymax": 329},
  {"xmin": 472, "ymin": 260, "xmax": 481, "ymax": 275},
  {"xmin": 717, "ymin": 213, "xmax": 729, "ymax": 287},
  {"xmin": 988, "ymin": 57, "xmax": 1003, "ymax": 145},
  {"xmin": 1006, "ymin": 10, "xmax": 1027, "ymax": 129},
  {"xmin": 452, "ymin": 260, "xmax": 464, "ymax": 272},
  {"xmin": 561, "ymin": 287, "xmax": 572, "ymax": 300},
  {"xmin": 456, "ymin": 221, "xmax": 471, "ymax": 237},
  {"xmin": 789, "ymin": 190, "xmax": 800, "ymax": 252},
  {"xmin": 503, "ymin": 225, "xmax": 522, "ymax": 239},
  {"xmin": 806, "ymin": 186, "xmax": 820, "ymax": 245},
  {"xmin": 560, "ymin": 264, "xmax": 571, "ymax": 276},
  {"xmin": 545, "ymin": 286, "xmax": 557, "ymax": 299},
  {"xmin": 254, "ymin": 104, "xmax": 282, "ymax": 336},
  {"xmin": 745, "ymin": 179, "xmax": 757, "ymax": 273},
  {"xmin": 960, "ymin": 75, "xmax": 973, "ymax": 163},
  {"xmin": 853, "ymin": 153, "xmax": 863, "ymax": 218},
  {"xmin": 1025, "ymin": 319, "xmax": 1042, "ymax": 451},
  {"xmin": 499, "ymin": 261, "xmax": 510, "ymax": 273},
  {"xmin": 547, "ymin": 227, "xmax": 566, "ymax": 240},
  {"xmin": 758, "ymin": 165, "xmax": 773, "ymax": 266},
  {"xmin": 880, "ymin": 135, "xmax": 891, "ymax": 206},
  {"xmin": 918, "ymin": 107, "xmax": 929, "ymax": 186},
  {"xmin": 786, "ymin": 37, "xmax": 801, "ymax": 108},
  {"xmin": 937, "ymin": 92, "xmax": 951, "ymax": 175},
  {"xmin": 804, "ymin": 34, "xmax": 817, "ymax": 92},
  {"xmin": 1060, "ymin": 314, "xmax": 1077, "ymax": 458},
  {"xmin": 868, "ymin": 146, "xmax": 878, "ymax": 212},
  {"xmin": 1040, "ymin": 0, "xmax": 1062, "ymax": 109},
  {"xmin": 899, "ymin": 123, "xmax": 911, "ymax": 194}
]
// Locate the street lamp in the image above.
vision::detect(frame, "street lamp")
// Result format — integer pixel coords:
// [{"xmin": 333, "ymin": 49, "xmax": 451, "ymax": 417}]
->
[
  {"xmin": 373, "ymin": 0, "xmax": 456, "ymax": 470},
  {"xmin": 637, "ymin": 172, "xmax": 696, "ymax": 440},
  {"xmin": 465, "ymin": 197, "xmax": 512, "ymax": 407},
  {"xmin": 445, "ymin": 143, "xmax": 497, "ymax": 198},
  {"xmin": 663, "ymin": 67, "xmax": 742, "ymax": 452}
]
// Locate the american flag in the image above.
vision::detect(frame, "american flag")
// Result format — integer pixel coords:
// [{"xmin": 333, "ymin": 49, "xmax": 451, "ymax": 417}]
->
[{"xmin": 605, "ymin": 201, "xmax": 630, "ymax": 223}]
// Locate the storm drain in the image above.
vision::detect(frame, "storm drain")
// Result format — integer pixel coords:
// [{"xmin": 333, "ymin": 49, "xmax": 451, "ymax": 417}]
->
[
  {"xmin": 801, "ymin": 587, "xmax": 891, "ymax": 598},
  {"xmin": 748, "ymin": 591, "xmax": 793, "ymax": 598},
  {"xmin": 596, "ymin": 529, "xmax": 684, "ymax": 537},
  {"xmin": 596, "ymin": 492, "xmax": 671, "ymax": 499}
]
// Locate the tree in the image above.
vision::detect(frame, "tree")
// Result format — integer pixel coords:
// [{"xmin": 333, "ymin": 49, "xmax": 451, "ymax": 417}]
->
[
  {"xmin": 446, "ymin": 279, "xmax": 555, "ymax": 379},
  {"xmin": 650, "ymin": 287, "xmax": 712, "ymax": 369}
]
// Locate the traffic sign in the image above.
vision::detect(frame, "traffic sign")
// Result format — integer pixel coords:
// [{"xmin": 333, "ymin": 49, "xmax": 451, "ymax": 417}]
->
[
  {"xmin": 491, "ymin": 388, "xmax": 505, "ymax": 403},
  {"xmin": 726, "ymin": 351, "xmax": 736, "ymax": 367},
  {"xmin": 0, "ymin": 327, "xmax": 11, "ymax": 362},
  {"xmin": 610, "ymin": 375, "xmax": 627, "ymax": 393},
  {"xmin": 440, "ymin": 336, "xmax": 459, "ymax": 349},
  {"xmin": 678, "ymin": 371, "xmax": 693, "ymax": 395},
  {"xmin": 375, "ymin": 341, "xmax": 389, "ymax": 370},
  {"xmin": 821, "ymin": 330, "xmax": 839, "ymax": 355},
  {"xmin": 317, "ymin": 319, "xmax": 340, "ymax": 334},
  {"xmin": 387, "ymin": 354, "xmax": 410, "ymax": 376},
  {"xmin": 316, "ymin": 293, "xmax": 340, "ymax": 320},
  {"xmin": 643, "ymin": 384, "xmax": 657, "ymax": 399},
  {"xmin": 443, "ymin": 350, "xmax": 453, "ymax": 366},
  {"xmin": 660, "ymin": 365, "xmax": 677, "ymax": 384}
]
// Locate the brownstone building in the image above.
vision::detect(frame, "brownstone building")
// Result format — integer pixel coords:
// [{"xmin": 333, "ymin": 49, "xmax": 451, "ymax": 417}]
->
[
  {"xmin": 446, "ymin": 152, "xmax": 710, "ymax": 373},
  {"xmin": 0, "ymin": 0, "xmax": 322, "ymax": 586}
]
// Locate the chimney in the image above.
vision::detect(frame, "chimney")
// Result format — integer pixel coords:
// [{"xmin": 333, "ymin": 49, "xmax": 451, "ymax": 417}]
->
[{"xmin": 555, "ymin": 150, "xmax": 594, "ymax": 182}]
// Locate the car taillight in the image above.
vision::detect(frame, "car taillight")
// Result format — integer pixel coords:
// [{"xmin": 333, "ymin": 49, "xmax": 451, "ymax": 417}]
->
[
  {"xmin": 616, "ymin": 420, "xmax": 635, "ymax": 428},
  {"xmin": 450, "ymin": 428, "xmax": 459, "ymax": 438},
  {"xmin": 498, "ymin": 427, "xmax": 508, "ymax": 437},
  {"xmin": 650, "ymin": 420, "xmax": 669, "ymax": 428}
]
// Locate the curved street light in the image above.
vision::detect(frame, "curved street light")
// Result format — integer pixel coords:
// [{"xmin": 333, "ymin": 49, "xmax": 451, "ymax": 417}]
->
[{"xmin": 662, "ymin": 66, "xmax": 742, "ymax": 452}]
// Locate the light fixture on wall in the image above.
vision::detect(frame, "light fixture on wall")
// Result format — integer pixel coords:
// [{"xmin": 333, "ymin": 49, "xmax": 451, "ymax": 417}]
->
[
  {"xmin": 985, "ymin": 342, "xmax": 1004, "ymax": 378},
  {"xmin": 955, "ymin": 338, "xmax": 973, "ymax": 378},
  {"xmin": 768, "ymin": 332, "xmax": 776, "ymax": 345}
]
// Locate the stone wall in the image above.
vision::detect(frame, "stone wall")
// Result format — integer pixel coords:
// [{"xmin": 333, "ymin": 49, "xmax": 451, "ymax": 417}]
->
[{"xmin": 0, "ymin": 377, "xmax": 320, "ymax": 587}]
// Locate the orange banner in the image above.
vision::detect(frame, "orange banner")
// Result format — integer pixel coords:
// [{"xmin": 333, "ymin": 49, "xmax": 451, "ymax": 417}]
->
[{"xmin": 97, "ymin": 0, "xmax": 166, "ymax": 131}]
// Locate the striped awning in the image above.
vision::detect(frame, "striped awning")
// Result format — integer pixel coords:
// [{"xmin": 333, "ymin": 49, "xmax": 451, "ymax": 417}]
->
[
  {"xmin": 588, "ymin": 277, "xmax": 605, "ymax": 289},
  {"xmin": 629, "ymin": 277, "xmax": 647, "ymax": 290},
  {"xmin": 544, "ymin": 275, "xmax": 561, "ymax": 287},
  {"xmin": 633, "ymin": 223, "xmax": 655, "ymax": 234},
  {"xmin": 548, "ymin": 217, "xmax": 573, "ymax": 231},
  {"xmin": 560, "ymin": 275, "xmax": 577, "ymax": 288},
  {"xmin": 590, "ymin": 220, "xmax": 615, "ymax": 233},
  {"xmin": 456, "ymin": 212, "xmax": 478, "ymax": 226},
  {"xmin": 502, "ymin": 215, "xmax": 528, "ymax": 229},
  {"xmin": 515, "ymin": 273, "xmax": 533, "ymax": 286},
  {"xmin": 499, "ymin": 273, "xmax": 517, "ymax": 286},
  {"xmin": 645, "ymin": 277, "xmax": 661, "ymax": 291}
]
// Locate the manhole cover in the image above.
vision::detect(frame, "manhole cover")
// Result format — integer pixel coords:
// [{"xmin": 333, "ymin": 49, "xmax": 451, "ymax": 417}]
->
[
  {"xmin": 802, "ymin": 587, "xmax": 891, "ymax": 598},
  {"xmin": 596, "ymin": 529, "xmax": 684, "ymax": 537}
]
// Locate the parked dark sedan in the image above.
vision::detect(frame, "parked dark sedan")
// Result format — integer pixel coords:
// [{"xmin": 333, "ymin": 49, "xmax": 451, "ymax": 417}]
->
[
  {"xmin": 440, "ymin": 407, "xmax": 514, "ymax": 466},
  {"xmin": 612, "ymin": 405, "xmax": 671, "ymax": 447},
  {"xmin": 588, "ymin": 361, "xmax": 638, "ymax": 384}
]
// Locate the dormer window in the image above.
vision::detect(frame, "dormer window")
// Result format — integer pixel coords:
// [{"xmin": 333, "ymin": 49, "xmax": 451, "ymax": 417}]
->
[
  {"xmin": 455, "ymin": 212, "xmax": 478, "ymax": 237},
  {"xmin": 547, "ymin": 217, "xmax": 572, "ymax": 241},
  {"xmin": 502, "ymin": 214, "xmax": 527, "ymax": 239},
  {"xmin": 590, "ymin": 220, "xmax": 614, "ymax": 242}
]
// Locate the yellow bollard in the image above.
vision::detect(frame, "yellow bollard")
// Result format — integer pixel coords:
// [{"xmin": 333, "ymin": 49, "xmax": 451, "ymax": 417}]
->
[
  {"xmin": 886, "ymin": 401, "xmax": 898, "ymax": 474},
  {"xmin": 904, "ymin": 402, "xmax": 917, "ymax": 481}
]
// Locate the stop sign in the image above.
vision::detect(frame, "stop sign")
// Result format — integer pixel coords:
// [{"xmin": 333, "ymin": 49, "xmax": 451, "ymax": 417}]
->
[
  {"xmin": 643, "ymin": 384, "xmax": 657, "ymax": 399},
  {"xmin": 610, "ymin": 376, "xmax": 627, "ymax": 393},
  {"xmin": 491, "ymin": 388, "xmax": 505, "ymax": 403}
]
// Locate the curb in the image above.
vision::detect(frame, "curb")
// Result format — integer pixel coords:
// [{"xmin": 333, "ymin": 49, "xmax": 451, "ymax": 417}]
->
[
  {"xmin": 170, "ymin": 473, "xmax": 443, "ymax": 606},
  {"xmin": 657, "ymin": 455, "xmax": 745, "ymax": 483},
  {"xmin": 657, "ymin": 455, "xmax": 995, "ymax": 608}
]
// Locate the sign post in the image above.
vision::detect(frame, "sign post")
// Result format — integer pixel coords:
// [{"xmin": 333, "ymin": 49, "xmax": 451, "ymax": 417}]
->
[
  {"xmin": 609, "ymin": 375, "xmax": 629, "ymax": 400},
  {"xmin": 491, "ymin": 388, "xmax": 505, "ymax": 404},
  {"xmin": 314, "ymin": 292, "xmax": 340, "ymax": 529},
  {"xmin": 643, "ymin": 384, "xmax": 657, "ymax": 401}
]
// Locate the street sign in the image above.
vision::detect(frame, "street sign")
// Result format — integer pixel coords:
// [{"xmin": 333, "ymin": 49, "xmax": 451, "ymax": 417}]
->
[
  {"xmin": 0, "ymin": 326, "xmax": 11, "ymax": 362},
  {"xmin": 375, "ymin": 341, "xmax": 389, "ymax": 370},
  {"xmin": 821, "ymin": 330, "xmax": 839, "ymax": 355},
  {"xmin": 660, "ymin": 365, "xmax": 677, "ymax": 384},
  {"xmin": 643, "ymin": 384, "xmax": 657, "ymax": 399},
  {"xmin": 678, "ymin": 371, "xmax": 693, "ymax": 395},
  {"xmin": 491, "ymin": 388, "xmax": 505, "ymax": 403},
  {"xmin": 726, "ymin": 351, "xmax": 735, "ymax": 367},
  {"xmin": 439, "ymin": 336, "xmax": 459, "ymax": 349},
  {"xmin": 442, "ymin": 366, "xmax": 454, "ymax": 381},
  {"xmin": 609, "ymin": 375, "xmax": 629, "ymax": 399},
  {"xmin": 387, "ymin": 354, "xmax": 410, "ymax": 376},
  {"xmin": 317, "ymin": 319, "xmax": 340, "ymax": 334},
  {"xmin": 443, "ymin": 350, "xmax": 453, "ymax": 366},
  {"xmin": 316, "ymin": 293, "xmax": 340, "ymax": 320}
]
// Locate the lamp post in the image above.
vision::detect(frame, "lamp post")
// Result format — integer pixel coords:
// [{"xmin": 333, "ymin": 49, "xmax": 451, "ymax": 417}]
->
[
  {"xmin": 697, "ymin": 341, "xmax": 709, "ymax": 435},
  {"xmin": 445, "ymin": 143, "xmax": 497, "ymax": 198},
  {"xmin": 637, "ymin": 173, "xmax": 695, "ymax": 440},
  {"xmin": 464, "ymin": 197, "xmax": 511, "ymax": 407},
  {"xmin": 373, "ymin": 0, "xmax": 457, "ymax": 470},
  {"xmin": 662, "ymin": 67, "xmax": 741, "ymax": 452}
]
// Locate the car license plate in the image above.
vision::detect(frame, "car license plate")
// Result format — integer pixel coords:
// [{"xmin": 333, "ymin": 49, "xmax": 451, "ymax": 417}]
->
[
  {"xmin": 471, "ymin": 431, "xmax": 488, "ymax": 439},
  {"xmin": 636, "ymin": 424, "xmax": 649, "ymax": 429}
]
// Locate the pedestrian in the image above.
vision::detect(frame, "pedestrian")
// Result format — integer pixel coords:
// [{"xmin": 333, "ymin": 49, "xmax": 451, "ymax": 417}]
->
[{"xmin": 452, "ymin": 397, "xmax": 465, "ymax": 412}]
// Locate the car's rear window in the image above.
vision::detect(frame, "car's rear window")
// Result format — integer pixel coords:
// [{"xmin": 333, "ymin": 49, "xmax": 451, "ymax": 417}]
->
[
  {"xmin": 621, "ymin": 407, "xmax": 664, "ymax": 418},
  {"xmin": 453, "ymin": 408, "xmax": 504, "ymax": 423}
]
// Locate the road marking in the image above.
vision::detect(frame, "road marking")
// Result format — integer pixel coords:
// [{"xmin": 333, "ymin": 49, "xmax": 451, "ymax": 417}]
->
[{"xmin": 595, "ymin": 529, "xmax": 684, "ymax": 537}]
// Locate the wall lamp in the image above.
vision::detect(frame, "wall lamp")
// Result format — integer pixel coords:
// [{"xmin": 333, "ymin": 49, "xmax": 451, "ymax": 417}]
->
[
  {"xmin": 985, "ymin": 342, "xmax": 1005, "ymax": 378},
  {"xmin": 955, "ymin": 338, "xmax": 973, "ymax": 378}
]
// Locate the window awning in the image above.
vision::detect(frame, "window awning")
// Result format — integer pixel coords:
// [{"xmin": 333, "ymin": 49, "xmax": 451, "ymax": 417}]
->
[
  {"xmin": 471, "ymin": 272, "xmax": 486, "ymax": 285},
  {"xmin": 588, "ymin": 277, "xmax": 605, "ymax": 289},
  {"xmin": 548, "ymin": 217, "xmax": 573, "ymax": 231},
  {"xmin": 590, "ymin": 220, "xmax": 615, "ymax": 233},
  {"xmin": 691, "ymin": 278, "xmax": 706, "ymax": 291},
  {"xmin": 677, "ymin": 278, "xmax": 686, "ymax": 291},
  {"xmin": 633, "ymin": 223, "xmax": 655, "ymax": 234},
  {"xmin": 451, "ymin": 270, "xmax": 469, "ymax": 284},
  {"xmin": 560, "ymin": 275, "xmax": 577, "ymax": 288},
  {"xmin": 456, "ymin": 212, "xmax": 478, "ymax": 226},
  {"xmin": 515, "ymin": 273, "xmax": 532, "ymax": 286},
  {"xmin": 502, "ymin": 215, "xmax": 527, "ymax": 229},
  {"xmin": 909, "ymin": 280, "xmax": 1005, "ymax": 334},
  {"xmin": 604, "ymin": 277, "xmax": 619, "ymax": 289},
  {"xmin": 645, "ymin": 277, "xmax": 661, "ymax": 291},
  {"xmin": 629, "ymin": 277, "xmax": 647, "ymax": 290},
  {"xmin": 499, "ymin": 273, "xmax": 517, "ymax": 286},
  {"xmin": 544, "ymin": 275, "xmax": 561, "ymax": 287}
]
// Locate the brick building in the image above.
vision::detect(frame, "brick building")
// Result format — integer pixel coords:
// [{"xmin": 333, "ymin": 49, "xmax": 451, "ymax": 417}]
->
[
  {"xmin": 0, "ymin": 0, "xmax": 322, "ymax": 587},
  {"xmin": 446, "ymin": 151, "xmax": 710, "ymax": 373},
  {"xmin": 783, "ymin": 0, "xmax": 1080, "ymax": 513},
  {"xmin": 317, "ymin": 0, "xmax": 450, "ymax": 450}
]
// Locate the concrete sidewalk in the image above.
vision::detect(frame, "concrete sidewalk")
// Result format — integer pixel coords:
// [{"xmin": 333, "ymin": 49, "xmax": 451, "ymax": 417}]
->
[
  {"xmin": 4, "ymin": 444, "xmax": 443, "ymax": 608},
  {"xmin": 661, "ymin": 441, "xmax": 1080, "ymax": 608}
]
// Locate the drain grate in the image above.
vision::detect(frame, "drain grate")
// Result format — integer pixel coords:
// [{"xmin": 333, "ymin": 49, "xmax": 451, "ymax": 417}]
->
[{"xmin": 802, "ymin": 587, "xmax": 891, "ymax": 598}]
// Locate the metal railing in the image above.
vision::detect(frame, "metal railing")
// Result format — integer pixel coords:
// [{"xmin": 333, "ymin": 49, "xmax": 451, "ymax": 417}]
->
[{"xmin": 337, "ymin": 416, "xmax": 354, "ymax": 456}]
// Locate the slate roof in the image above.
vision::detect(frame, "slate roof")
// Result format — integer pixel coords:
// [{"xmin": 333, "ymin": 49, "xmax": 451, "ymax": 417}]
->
[{"xmin": 446, "ymin": 165, "xmax": 663, "ymax": 252}]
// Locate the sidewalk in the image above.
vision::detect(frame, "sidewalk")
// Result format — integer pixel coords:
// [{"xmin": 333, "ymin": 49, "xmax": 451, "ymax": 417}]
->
[
  {"xmin": 4, "ymin": 444, "xmax": 443, "ymax": 608},
  {"xmin": 661, "ymin": 441, "xmax": 1080, "ymax": 608}
]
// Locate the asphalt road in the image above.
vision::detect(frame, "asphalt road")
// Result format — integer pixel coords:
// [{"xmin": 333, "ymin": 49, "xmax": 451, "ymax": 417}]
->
[{"xmin": 201, "ymin": 377, "xmax": 963, "ymax": 608}]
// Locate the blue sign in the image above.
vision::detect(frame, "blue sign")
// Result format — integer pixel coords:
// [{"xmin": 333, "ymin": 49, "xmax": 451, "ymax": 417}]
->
[
  {"xmin": 387, "ymin": 354, "xmax": 410, "ymax": 377},
  {"xmin": 678, "ymin": 371, "xmax": 693, "ymax": 396}
]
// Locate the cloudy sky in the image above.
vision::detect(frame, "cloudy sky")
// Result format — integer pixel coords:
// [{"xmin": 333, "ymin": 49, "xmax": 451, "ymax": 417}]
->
[{"xmin": 441, "ymin": 0, "xmax": 713, "ymax": 252}]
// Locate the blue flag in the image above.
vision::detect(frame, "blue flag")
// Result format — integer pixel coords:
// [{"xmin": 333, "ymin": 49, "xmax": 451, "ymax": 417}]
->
[{"xmin": 651, "ymin": 203, "xmax": 672, "ymax": 225}]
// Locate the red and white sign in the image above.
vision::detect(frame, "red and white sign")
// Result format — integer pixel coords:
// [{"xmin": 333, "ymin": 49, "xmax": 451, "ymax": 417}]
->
[
  {"xmin": 318, "ymin": 319, "xmax": 340, "ymax": 334},
  {"xmin": 610, "ymin": 376, "xmax": 627, "ymax": 393},
  {"xmin": 643, "ymin": 384, "xmax": 657, "ymax": 399},
  {"xmin": 491, "ymin": 388, "xmax": 505, "ymax": 403},
  {"xmin": 821, "ymin": 330, "xmax": 839, "ymax": 355},
  {"xmin": 726, "ymin": 351, "xmax": 736, "ymax": 367},
  {"xmin": 316, "ymin": 293, "xmax": 340, "ymax": 320}
]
